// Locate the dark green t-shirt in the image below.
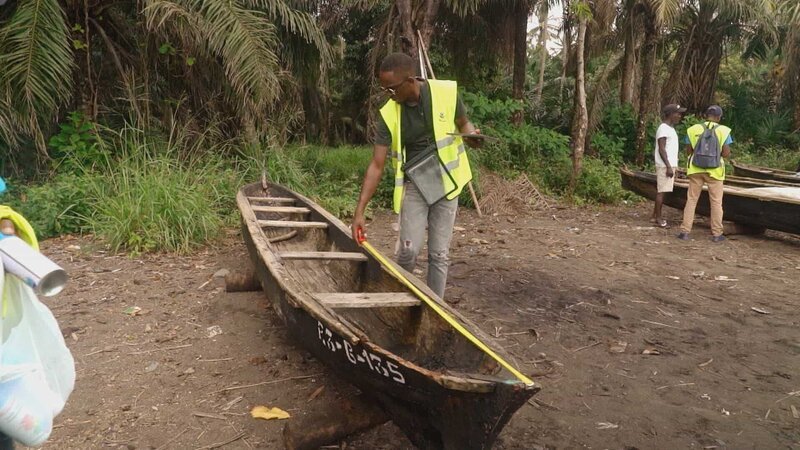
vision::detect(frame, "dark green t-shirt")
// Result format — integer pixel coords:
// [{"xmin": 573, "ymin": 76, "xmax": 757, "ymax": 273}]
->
[{"xmin": 374, "ymin": 81, "xmax": 467, "ymax": 162}]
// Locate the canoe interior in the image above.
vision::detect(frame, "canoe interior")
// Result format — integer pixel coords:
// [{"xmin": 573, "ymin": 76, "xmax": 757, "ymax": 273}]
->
[
  {"xmin": 241, "ymin": 183, "xmax": 505, "ymax": 379},
  {"xmin": 675, "ymin": 168, "xmax": 799, "ymax": 188},
  {"xmin": 731, "ymin": 161, "xmax": 800, "ymax": 184}
]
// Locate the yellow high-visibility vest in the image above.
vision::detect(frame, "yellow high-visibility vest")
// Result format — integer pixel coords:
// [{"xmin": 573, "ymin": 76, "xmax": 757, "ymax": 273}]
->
[
  {"xmin": 379, "ymin": 80, "xmax": 472, "ymax": 213},
  {"xmin": 686, "ymin": 122, "xmax": 732, "ymax": 181}
]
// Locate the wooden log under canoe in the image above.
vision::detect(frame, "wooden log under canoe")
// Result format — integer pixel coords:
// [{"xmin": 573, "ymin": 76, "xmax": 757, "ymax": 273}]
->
[
  {"xmin": 237, "ymin": 182, "xmax": 540, "ymax": 450},
  {"xmin": 620, "ymin": 168, "xmax": 800, "ymax": 235},
  {"xmin": 731, "ymin": 160, "xmax": 800, "ymax": 184}
]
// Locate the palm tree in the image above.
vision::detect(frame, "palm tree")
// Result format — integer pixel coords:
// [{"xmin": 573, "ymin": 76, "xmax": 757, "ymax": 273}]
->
[
  {"xmin": 0, "ymin": 0, "xmax": 332, "ymax": 163},
  {"xmin": 570, "ymin": 0, "xmax": 592, "ymax": 190},
  {"xmin": 632, "ymin": 0, "xmax": 685, "ymax": 165},
  {"xmin": 534, "ymin": 0, "xmax": 551, "ymax": 106},
  {"xmin": 618, "ymin": 0, "xmax": 639, "ymax": 106},
  {"xmin": 511, "ymin": 0, "xmax": 534, "ymax": 125},
  {"xmin": 0, "ymin": 0, "xmax": 74, "ymax": 157},
  {"xmin": 660, "ymin": 0, "xmax": 776, "ymax": 111},
  {"xmin": 778, "ymin": 0, "xmax": 800, "ymax": 127}
]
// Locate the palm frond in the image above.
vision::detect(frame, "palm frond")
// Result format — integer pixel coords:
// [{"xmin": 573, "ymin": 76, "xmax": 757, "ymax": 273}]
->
[
  {"xmin": 0, "ymin": 0, "xmax": 74, "ymax": 153},
  {"xmin": 586, "ymin": 50, "xmax": 624, "ymax": 137},
  {"xmin": 0, "ymin": 97, "xmax": 21, "ymax": 148},
  {"xmin": 782, "ymin": 0, "xmax": 800, "ymax": 25},
  {"xmin": 143, "ymin": 0, "xmax": 283, "ymax": 110},
  {"xmin": 445, "ymin": 0, "xmax": 489, "ymax": 17},
  {"xmin": 649, "ymin": 0, "xmax": 684, "ymax": 27},
  {"xmin": 245, "ymin": 0, "xmax": 333, "ymax": 67}
]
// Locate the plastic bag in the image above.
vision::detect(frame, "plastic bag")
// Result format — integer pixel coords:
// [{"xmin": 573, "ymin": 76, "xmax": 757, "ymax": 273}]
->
[{"xmin": 0, "ymin": 258, "xmax": 75, "ymax": 447}]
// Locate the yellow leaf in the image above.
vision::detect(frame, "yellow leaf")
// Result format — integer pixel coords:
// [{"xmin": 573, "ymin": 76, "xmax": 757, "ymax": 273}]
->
[{"xmin": 250, "ymin": 406, "xmax": 290, "ymax": 420}]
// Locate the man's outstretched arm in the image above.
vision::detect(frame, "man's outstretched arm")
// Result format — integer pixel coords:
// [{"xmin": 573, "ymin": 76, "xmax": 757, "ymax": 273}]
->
[{"xmin": 351, "ymin": 144, "xmax": 389, "ymax": 241}]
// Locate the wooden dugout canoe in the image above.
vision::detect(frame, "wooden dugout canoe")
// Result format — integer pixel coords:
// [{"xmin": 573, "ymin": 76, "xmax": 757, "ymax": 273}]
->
[
  {"xmin": 236, "ymin": 181, "xmax": 539, "ymax": 450},
  {"xmin": 620, "ymin": 168, "xmax": 800, "ymax": 235},
  {"xmin": 731, "ymin": 160, "xmax": 800, "ymax": 184},
  {"xmin": 674, "ymin": 167, "xmax": 799, "ymax": 188}
]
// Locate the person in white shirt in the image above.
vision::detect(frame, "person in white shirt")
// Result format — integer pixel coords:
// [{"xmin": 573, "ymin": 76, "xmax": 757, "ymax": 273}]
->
[{"xmin": 652, "ymin": 103, "xmax": 687, "ymax": 227}]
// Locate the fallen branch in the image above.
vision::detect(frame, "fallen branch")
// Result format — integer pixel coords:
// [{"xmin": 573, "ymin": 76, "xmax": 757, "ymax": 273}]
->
[
  {"xmin": 84, "ymin": 346, "xmax": 116, "ymax": 357},
  {"xmin": 527, "ymin": 398, "xmax": 560, "ymax": 411},
  {"xmin": 775, "ymin": 390, "xmax": 800, "ymax": 404},
  {"xmin": 155, "ymin": 428, "xmax": 189, "ymax": 450},
  {"xmin": 572, "ymin": 341, "xmax": 600, "ymax": 353},
  {"xmin": 129, "ymin": 344, "xmax": 192, "ymax": 355},
  {"xmin": 196, "ymin": 432, "xmax": 246, "ymax": 450},
  {"xmin": 193, "ymin": 412, "xmax": 228, "ymax": 420},
  {"xmin": 656, "ymin": 382, "xmax": 695, "ymax": 390},
  {"xmin": 221, "ymin": 396, "xmax": 244, "ymax": 411},
  {"xmin": 211, "ymin": 374, "xmax": 322, "ymax": 395},
  {"xmin": 640, "ymin": 319, "xmax": 680, "ymax": 329}
]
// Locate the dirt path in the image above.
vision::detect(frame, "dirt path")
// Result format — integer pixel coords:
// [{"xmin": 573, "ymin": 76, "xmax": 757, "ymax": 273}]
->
[{"xmin": 40, "ymin": 202, "xmax": 800, "ymax": 449}]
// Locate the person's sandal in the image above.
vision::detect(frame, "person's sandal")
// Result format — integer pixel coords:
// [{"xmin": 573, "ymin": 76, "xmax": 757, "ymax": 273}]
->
[
  {"xmin": 676, "ymin": 232, "xmax": 690, "ymax": 241},
  {"xmin": 711, "ymin": 235, "xmax": 726, "ymax": 243},
  {"xmin": 657, "ymin": 219, "xmax": 668, "ymax": 228}
]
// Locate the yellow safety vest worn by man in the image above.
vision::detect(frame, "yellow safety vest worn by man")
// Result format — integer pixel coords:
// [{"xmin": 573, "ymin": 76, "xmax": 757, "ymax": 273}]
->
[
  {"xmin": 351, "ymin": 52, "xmax": 482, "ymax": 299},
  {"xmin": 677, "ymin": 105, "xmax": 733, "ymax": 242}
]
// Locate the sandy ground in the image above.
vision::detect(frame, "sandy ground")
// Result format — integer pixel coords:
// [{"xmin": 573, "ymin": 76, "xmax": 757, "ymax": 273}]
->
[{"xmin": 32, "ymin": 201, "xmax": 800, "ymax": 449}]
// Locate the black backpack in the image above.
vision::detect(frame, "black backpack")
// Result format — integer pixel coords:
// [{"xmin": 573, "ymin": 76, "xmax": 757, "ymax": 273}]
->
[{"xmin": 692, "ymin": 122, "xmax": 721, "ymax": 168}]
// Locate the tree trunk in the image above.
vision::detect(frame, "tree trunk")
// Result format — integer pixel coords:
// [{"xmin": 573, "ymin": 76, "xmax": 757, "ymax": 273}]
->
[
  {"xmin": 511, "ymin": 0, "xmax": 530, "ymax": 125},
  {"xmin": 418, "ymin": 0, "xmax": 441, "ymax": 56},
  {"xmin": 661, "ymin": 30, "xmax": 723, "ymax": 111},
  {"xmin": 396, "ymin": 0, "xmax": 418, "ymax": 61},
  {"xmin": 585, "ymin": 51, "xmax": 623, "ymax": 156},
  {"xmin": 634, "ymin": 10, "xmax": 657, "ymax": 166},
  {"xmin": 560, "ymin": 0, "xmax": 572, "ymax": 99},
  {"xmin": 534, "ymin": 2, "xmax": 548, "ymax": 106},
  {"xmin": 620, "ymin": 16, "xmax": 638, "ymax": 105},
  {"xmin": 570, "ymin": 14, "xmax": 588, "ymax": 193},
  {"xmin": 396, "ymin": 0, "xmax": 442, "ymax": 75},
  {"xmin": 660, "ymin": 3, "xmax": 723, "ymax": 111},
  {"xmin": 796, "ymin": 96, "xmax": 800, "ymax": 131}
]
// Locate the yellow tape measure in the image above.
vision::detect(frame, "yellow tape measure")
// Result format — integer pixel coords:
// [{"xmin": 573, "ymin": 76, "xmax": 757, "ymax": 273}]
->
[{"xmin": 357, "ymin": 235, "xmax": 534, "ymax": 386}]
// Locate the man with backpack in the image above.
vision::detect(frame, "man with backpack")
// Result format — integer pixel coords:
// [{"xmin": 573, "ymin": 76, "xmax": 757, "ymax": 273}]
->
[{"xmin": 677, "ymin": 105, "xmax": 733, "ymax": 242}]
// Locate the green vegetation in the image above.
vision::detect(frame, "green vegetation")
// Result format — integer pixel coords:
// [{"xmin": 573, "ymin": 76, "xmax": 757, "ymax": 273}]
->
[{"xmin": 2, "ymin": 0, "xmax": 800, "ymax": 253}]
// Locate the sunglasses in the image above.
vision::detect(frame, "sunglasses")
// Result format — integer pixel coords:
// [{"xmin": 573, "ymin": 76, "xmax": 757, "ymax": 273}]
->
[{"xmin": 380, "ymin": 78, "xmax": 409, "ymax": 96}]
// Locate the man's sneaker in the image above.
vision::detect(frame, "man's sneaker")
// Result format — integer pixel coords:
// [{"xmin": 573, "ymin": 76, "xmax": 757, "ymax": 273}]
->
[
  {"xmin": 711, "ymin": 235, "xmax": 726, "ymax": 243},
  {"xmin": 676, "ymin": 232, "xmax": 690, "ymax": 241}
]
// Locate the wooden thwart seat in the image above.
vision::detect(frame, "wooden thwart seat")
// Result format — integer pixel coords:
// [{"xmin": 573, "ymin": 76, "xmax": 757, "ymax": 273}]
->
[
  {"xmin": 279, "ymin": 251, "xmax": 368, "ymax": 262},
  {"xmin": 259, "ymin": 220, "xmax": 328, "ymax": 228},
  {"xmin": 248, "ymin": 196, "xmax": 296, "ymax": 204},
  {"xmin": 312, "ymin": 292, "xmax": 421, "ymax": 308},
  {"xmin": 252, "ymin": 205, "xmax": 311, "ymax": 214}
]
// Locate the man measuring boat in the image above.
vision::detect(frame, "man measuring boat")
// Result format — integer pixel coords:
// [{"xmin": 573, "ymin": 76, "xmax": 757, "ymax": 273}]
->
[{"xmin": 351, "ymin": 52, "xmax": 483, "ymax": 299}]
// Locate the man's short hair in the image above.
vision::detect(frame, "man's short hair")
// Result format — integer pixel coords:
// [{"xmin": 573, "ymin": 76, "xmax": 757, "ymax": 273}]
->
[{"xmin": 380, "ymin": 52, "xmax": 415, "ymax": 77}]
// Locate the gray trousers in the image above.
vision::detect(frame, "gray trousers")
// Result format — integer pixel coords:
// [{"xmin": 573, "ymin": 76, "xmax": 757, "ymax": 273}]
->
[{"xmin": 396, "ymin": 182, "xmax": 458, "ymax": 298}]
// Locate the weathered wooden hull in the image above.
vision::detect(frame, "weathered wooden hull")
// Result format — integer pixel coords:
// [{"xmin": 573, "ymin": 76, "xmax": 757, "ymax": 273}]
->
[
  {"xmin": 731, "ymin": 161, "xmax": 800, "ymax": 184},
  {"xmin": 675, "ymin": 169, "xmax": 799, "ymax": 189},
  {"xmin": 620, "ymin": 168, "xmax": 800, "ymax": 235},
  {"xmin": 237, "ymin": 182, "xmax": 539, "ymax": 449}
]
